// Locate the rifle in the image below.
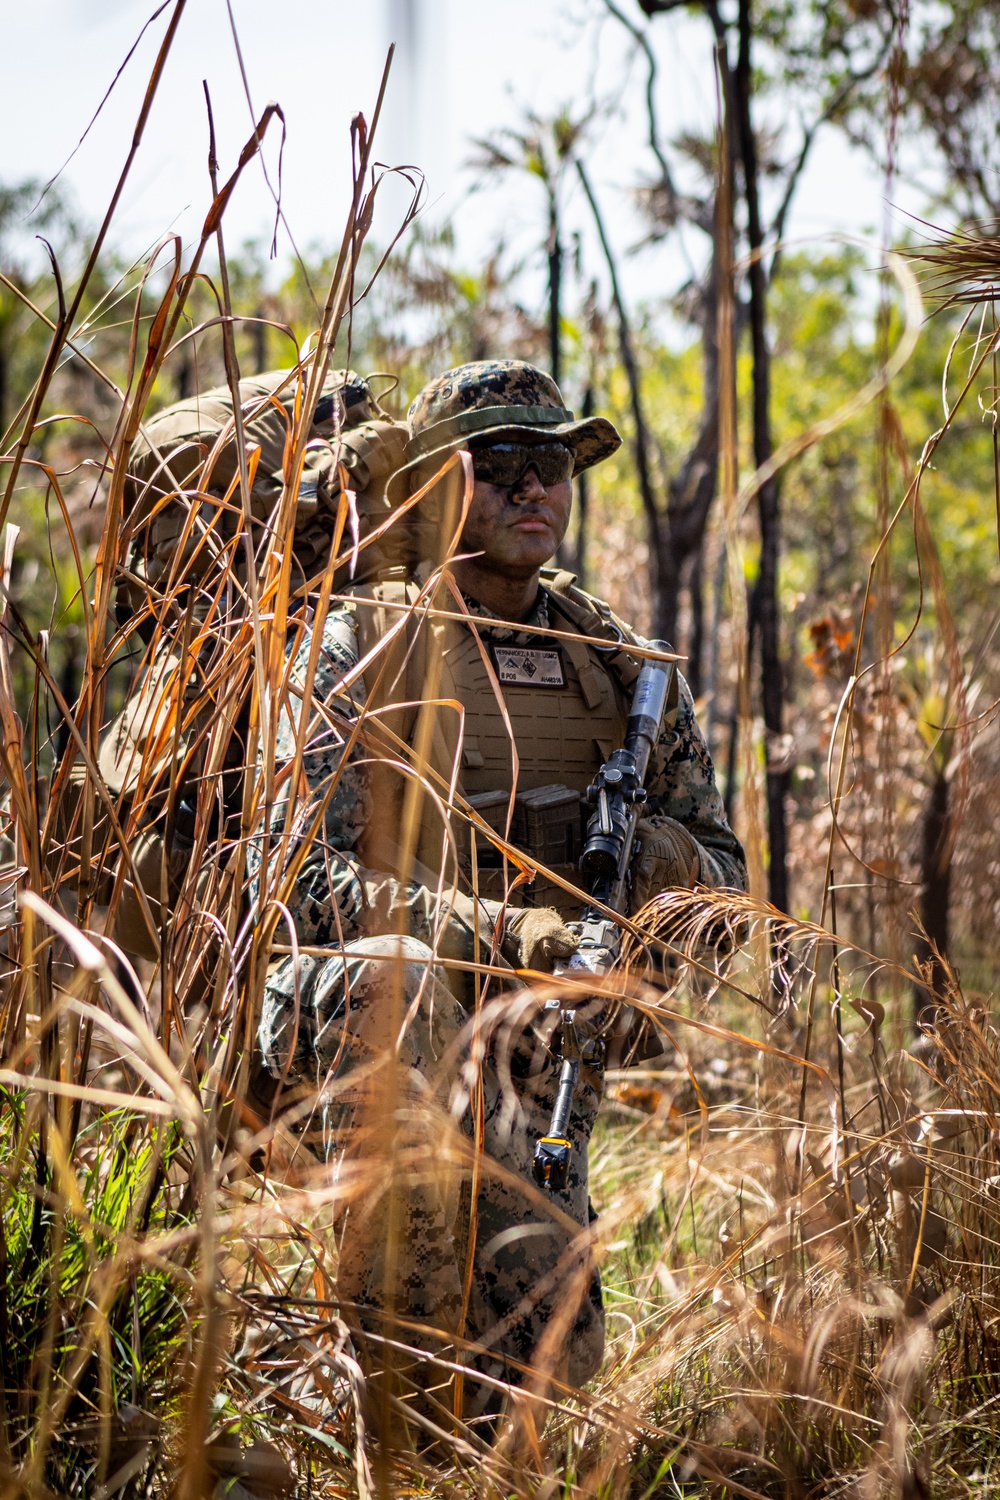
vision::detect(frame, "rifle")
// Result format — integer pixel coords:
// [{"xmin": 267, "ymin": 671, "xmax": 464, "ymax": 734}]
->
[{"xmin": 532, "ymin": 645, "xmax": 676, "ymax": 1191}]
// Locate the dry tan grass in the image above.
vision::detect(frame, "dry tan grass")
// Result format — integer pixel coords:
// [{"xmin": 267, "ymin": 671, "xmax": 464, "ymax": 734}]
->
[{"xmin": 2, "ymin": 15, "xmax": 1000, "ymax": 1500}]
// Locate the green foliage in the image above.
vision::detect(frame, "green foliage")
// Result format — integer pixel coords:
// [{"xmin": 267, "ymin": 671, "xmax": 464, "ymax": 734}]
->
[
  {"xmin": 0, "ymin": 1098, "xmax": 190, "ymax": 1462},
  {"xmin": 758, "ymin": 0, "xmax": 1000, "ymax": 219},
  {"xmin": 768, "ymin": 247, "xmax": 999, "ymax": 654}
]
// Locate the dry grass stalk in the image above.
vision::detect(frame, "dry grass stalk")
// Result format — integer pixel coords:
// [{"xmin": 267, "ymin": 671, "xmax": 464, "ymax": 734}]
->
[{"xmin": 0, "ymin": 29, "xmax": 997, "ymax": 1500}]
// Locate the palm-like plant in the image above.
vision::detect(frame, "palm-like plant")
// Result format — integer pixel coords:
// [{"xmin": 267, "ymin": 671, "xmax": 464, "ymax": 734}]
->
[{"xmin": 468, "ymin": 109, "xmax": 589, "ymax": 388}]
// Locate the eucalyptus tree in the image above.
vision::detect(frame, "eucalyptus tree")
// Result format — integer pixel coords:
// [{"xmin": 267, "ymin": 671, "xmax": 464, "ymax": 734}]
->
[
  {"xmin": 468, "ymin": 109, "xmax": 589, "ymax": 390},
  {"xmin": 597, "ymin": 0, "xmax": 889, "ymax": 911}
]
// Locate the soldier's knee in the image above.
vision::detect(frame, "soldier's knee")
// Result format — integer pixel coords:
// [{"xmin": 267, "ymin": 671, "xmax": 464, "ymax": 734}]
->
[
  {"xmin": 341, "ymin": 937, "xmax": 466, "ymax": 1075},
  {"xmin": 348, "ymin": 934, "xmax": 435, "ymax": 964},
  {"xmin": 344, "ymin": 934, "xmax": 443, "ymax": 1006},
  {"xmin": 258, "ymin": 936, "xmax": 462, "ymax": 1083}
]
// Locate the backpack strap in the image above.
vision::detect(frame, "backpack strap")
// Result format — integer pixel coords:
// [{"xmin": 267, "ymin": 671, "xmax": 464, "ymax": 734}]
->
[
  {"xmin": 542, "ymin": 568, "xmax": 680, "ymax": 733},
  {"xmin": 543, "ymin": 567, "xmax": 643, "ymax": 682}
]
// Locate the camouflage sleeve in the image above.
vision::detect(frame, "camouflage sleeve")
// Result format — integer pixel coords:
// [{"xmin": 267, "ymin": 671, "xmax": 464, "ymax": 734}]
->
[
  {"xmin": 645, "ymin": 672, "xmax": 747, "ymax": 890},
  {"xmin": 250, "ymin": 608, "xmax": 493, "ymax": 964}
]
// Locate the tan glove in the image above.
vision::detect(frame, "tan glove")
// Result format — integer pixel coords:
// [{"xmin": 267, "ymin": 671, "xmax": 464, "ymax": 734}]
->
[
  {"xmin": 631, "ymin": 816, "xmax": 701, "ymax": 913},
  {"xmin": 502, "ymin": 906, "xmax": 580, "ymax": 972}
]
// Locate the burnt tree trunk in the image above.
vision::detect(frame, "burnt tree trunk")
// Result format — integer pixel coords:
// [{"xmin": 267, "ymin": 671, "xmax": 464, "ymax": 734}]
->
[
  {"xmin": 687, "ymin": 544, "xmax": 705, "ymax": 699},
  {"xmin": 573, "ymin": 384, "xmax": 593, "ymax": 586},
  {"xmin": 914, "ymin": 765, "xmax": 952, "ymax": 1026},
  {"xmin": 653, "ymin": 255, "xmax": 720, "ymax": 652},
  {"xmin": 252, "ymin": 306, "xmax": 267, "ymax": 374},
  {"xmin": 733, "ymin": 0, "xmax": 789, "ymax": 913},
  {"xmin": 578, "ymin": 159, "xmax": 721, "ymax": 648},
  {"xmin": 548, "ymin": 202, "xmax": 562, "ymax": 389},
  {"xmin": 55, "ymin": 630, "xmax": 80, "ymax": 764},
  {"xmin": 576, "ymin": 160, "xmax": 664, "ymax": 625},
  {"xmin": 175, "ymin": 346, "xmax": 193, "ymax": 401}
]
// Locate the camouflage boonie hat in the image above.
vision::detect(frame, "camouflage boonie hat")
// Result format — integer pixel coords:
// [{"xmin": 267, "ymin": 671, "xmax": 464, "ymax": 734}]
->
[{"xmin": 388, "ymin": 359, "xmax": 621, "ymax": 499}]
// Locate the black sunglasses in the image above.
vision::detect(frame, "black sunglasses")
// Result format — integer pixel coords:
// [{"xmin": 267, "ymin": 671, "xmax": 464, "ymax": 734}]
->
[{"xmin": 469, "ymin": 440, "xmax": 575, "ymax": 489}]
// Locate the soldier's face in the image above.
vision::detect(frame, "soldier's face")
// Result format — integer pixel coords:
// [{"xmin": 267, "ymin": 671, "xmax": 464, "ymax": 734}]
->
[{"xmin": 460, "ymin": 462, "xmax": 573, "ymax": 575}]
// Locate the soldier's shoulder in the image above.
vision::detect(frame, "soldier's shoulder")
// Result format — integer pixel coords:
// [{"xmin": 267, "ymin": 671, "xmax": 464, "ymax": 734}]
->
[
  {"xmin": 335, "ymin": 572, "xmax": 423, "ymax": 657},
  {"xmin": 347, "ymin": 570, "xmax": 421, "ymax": 604},
  {"xmin": 541, "ymin": 568, "xmax": 648, "ymax": 651}
]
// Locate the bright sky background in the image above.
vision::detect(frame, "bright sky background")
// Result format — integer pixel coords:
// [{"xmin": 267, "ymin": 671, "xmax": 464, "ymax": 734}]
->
[{"xmin": 1, "ymin": 0, "xmax": 930, "ymax": 342}]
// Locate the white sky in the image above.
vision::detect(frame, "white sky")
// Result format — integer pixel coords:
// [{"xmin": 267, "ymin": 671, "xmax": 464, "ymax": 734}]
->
[{"xmin": 0, "ymin": 0, "xmax": 929, "ymax": 346}]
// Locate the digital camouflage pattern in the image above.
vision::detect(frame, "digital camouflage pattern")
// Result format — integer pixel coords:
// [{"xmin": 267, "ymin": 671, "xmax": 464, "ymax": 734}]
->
[
  {"xmin": 388, "ymin": 358, "xmax": 622, "ymax": 500},
  {"xmin": 251, "ymin": 574, "xmax": 746, "ymax": 1400},
  {"xmin": 250, "ymin": 582, "xmax": 745, "ymax": 969},
  {"xmin": 258, "ymin": 934, "xmax": 605, "ymax": 1418}
]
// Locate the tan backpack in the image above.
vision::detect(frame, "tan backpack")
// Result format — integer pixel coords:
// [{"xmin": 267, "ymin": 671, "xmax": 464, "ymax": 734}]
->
[
  {"xmin": 52, "ymin": 369, "xmax": 409, "ymax": 953},
  {"xmin": 117, "ymin": 366, "xmax": 408, "ymax": 632}
]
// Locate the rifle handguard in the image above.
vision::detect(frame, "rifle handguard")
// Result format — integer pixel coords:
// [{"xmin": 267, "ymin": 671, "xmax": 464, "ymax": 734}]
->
[{"xmin": 533, "ymin": 646, "xmax": 676, "ymax": 1192}]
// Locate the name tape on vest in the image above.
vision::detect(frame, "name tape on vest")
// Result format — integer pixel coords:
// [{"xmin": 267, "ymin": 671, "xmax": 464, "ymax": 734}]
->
[{"xmin": 492, "ymin": 645, "xmax": 566, "ymax": 688}]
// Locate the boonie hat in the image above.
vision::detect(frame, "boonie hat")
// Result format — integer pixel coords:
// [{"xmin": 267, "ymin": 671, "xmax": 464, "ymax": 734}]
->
[{"xmin": 388, "ymin": 359, "xmax": 621, "ymax": 500}]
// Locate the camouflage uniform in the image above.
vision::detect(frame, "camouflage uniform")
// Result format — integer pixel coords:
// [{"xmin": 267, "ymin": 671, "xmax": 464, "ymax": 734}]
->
[{"xmin": 251, "ymin": 361, "xmax": 746, "ymax": 1427}]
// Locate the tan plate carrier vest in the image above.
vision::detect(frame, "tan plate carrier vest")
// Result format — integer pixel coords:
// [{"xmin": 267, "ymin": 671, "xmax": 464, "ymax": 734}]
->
[{"xmin": 353, "ymin": 569, "xmax": 679, "ymax": 919}]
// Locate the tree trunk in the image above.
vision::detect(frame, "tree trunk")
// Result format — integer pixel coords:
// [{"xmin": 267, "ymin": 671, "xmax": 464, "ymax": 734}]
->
[
  {"xmin": 55, "ymin": 630, "xmax": 80, "ymax": 764},
  {"xmin": 723, "ymin": 587, "xmax": 759, "ymax": 823},
  {"xmin": 176, "ymin": 346, "xmax": 193, "ymax": 401},
  {"xmin": 548, "ymin": 203, "xmax": 562, "ymax": 390},
  {"xmin": 734, "ymin": 0, "xmax": 789, "ymax": 913},
  {"xmin": 573, "ymin": 384, "xmax": 593, "ymax": 586},
  {"xmin": 652, "ymin": 397, "xmax": 719, "ymax": 647},
  {"xmin": 914, "ymin": 764, "xmax": 952, "ymax": 1027},
  {"xmin": 252, "ymin": 306, "xmax": 267, "ymax": 374},
  {"xmin": 577, "ymin": 159, "xmax": 724, "ymax": 648},
  {"xmin": 705, "ymin": 530, "xmax": 727, "ymax": 759},
  {"xmin": 687, "ymin": 542, "xmax": 704, "ymax": 698},
  {"xmin": 655, "ymin": 258, "xmax": 720, "ymax": 649},
  {"xmin": 576, "ymin": 161, "xmax": 665, "ymax": 630}
]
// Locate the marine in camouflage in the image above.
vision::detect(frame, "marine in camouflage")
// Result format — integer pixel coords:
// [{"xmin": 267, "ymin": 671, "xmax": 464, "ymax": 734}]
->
[
  {"xmin": 248, "ymin": 357, "xmax": 746, "ymax": 1430},
  {"xmin": 252, "ymin": 610, "xmax": 745, "ymax": 1416}
]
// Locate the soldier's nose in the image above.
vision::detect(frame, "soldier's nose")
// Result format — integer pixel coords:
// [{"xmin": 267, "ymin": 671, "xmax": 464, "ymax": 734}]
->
[{"xmin": 511, "ymin": 465, "xmax": 547, "ymax": 502}]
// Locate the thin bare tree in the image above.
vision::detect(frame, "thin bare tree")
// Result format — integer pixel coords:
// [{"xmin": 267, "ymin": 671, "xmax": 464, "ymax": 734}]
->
[{"xmin": 469, "ymin": 110, "xmax": 588, "ymax": 390}]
